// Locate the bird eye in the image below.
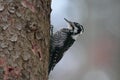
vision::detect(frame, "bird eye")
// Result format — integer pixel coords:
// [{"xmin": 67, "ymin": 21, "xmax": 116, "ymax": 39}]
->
[{"xmin": 74, "ymin": 22, "xmax": 80, "ymax": 26}]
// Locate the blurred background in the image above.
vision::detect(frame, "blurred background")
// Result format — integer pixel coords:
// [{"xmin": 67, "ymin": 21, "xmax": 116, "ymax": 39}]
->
[{"xmin": 50, "ymin": 0, "xmax": 120, "ymax": 80}]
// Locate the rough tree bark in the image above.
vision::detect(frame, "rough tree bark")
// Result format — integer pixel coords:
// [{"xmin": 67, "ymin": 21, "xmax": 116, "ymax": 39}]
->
[{"xmin": 0, "ymin": 0, "xmax": 51, "ymax": 80}]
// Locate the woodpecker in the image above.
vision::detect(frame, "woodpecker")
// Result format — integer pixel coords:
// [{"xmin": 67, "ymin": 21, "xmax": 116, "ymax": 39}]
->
[{"xmin": 49, "ymin": 18, "xmax": 84, "ymax": 74}]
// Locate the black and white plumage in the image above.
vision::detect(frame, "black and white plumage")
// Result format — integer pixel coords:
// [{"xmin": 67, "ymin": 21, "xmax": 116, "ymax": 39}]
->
[{"xmin": 49, "ymin": 18, "xmax": 84, "ymax": 74}]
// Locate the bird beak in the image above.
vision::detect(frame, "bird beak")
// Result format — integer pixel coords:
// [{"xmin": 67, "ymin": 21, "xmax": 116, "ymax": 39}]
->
[
  {"xmin": 64, "ymin": 18, "xmax": 73, "ymax": 29},
  {"xmin": 64, "ymin": 18, "xmax": 71, "ymax": 23}
]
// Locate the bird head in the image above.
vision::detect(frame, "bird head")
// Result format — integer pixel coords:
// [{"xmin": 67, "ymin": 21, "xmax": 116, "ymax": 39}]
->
[{"xmin": 64, "ymin": 18, "xmax": 84, "ymax": 35}]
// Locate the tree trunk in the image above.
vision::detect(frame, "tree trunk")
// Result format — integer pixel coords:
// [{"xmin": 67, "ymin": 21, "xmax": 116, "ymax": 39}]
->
[{"xmin": 0, "ymin": 0, "xmax": 51, "ymax": 80}]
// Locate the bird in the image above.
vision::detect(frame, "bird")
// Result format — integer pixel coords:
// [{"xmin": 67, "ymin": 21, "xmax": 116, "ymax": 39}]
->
[{"xmin": 49, "ymin": 18, "xmax": 84, "ymax": 74}]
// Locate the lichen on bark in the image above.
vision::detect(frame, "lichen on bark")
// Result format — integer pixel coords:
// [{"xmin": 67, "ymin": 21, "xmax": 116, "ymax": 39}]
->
[{"xmin": 0, "ymin": 0, "xmax": 51, "ymax": 80}]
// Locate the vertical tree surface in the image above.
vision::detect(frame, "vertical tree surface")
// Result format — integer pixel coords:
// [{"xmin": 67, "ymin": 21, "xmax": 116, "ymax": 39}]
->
[{"xmin": 0, "ymin": 0, "xmax": 51, "ymax": 80}]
